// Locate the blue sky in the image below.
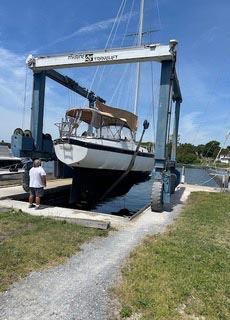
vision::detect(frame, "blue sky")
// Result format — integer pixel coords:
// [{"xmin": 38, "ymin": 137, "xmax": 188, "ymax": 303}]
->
[{"xmin": 1, "ymin": 0, "xmax": 230, "ymax": 147}]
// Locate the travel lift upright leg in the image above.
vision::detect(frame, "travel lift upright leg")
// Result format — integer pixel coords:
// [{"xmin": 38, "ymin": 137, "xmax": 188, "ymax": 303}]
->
[
  {"xmin": 31, "ymin": 71, "xmax": 46, "ymax": 153},
  {"xmin": 151, "ymin": 60, "xmax": 181, "ymax": 212}
]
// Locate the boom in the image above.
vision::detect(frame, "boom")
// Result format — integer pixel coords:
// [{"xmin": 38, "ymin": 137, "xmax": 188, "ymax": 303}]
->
[{"xmin": 26, "ymin": 40, "xmax": 178, "ymax": 71}]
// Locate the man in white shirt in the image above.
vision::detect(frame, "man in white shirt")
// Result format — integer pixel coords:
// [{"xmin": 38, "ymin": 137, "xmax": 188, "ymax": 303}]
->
[{"xmin": 28, "ymin": 159, "xmax": 46, "ymax": 209}]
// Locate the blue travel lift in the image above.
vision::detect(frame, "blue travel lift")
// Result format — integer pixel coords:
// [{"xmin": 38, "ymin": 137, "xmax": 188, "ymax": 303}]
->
[
  {"xmin": 11, "ymin": 41, "xmax": 182, "ymax": 211},
  {"xmin": 151, "ymin": 59, "xmax": 182, "ymax": 211}
]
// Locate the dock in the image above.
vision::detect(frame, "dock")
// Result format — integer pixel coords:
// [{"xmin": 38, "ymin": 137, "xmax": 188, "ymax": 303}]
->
[{"xmin": 0, "ymin": 179, "xmax": 221, "ymax": 230}]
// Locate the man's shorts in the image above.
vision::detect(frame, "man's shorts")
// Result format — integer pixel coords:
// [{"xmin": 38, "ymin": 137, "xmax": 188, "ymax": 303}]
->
[{"xmin": 29, "ymin": 187, "xmax": 44, "ymax": 197}]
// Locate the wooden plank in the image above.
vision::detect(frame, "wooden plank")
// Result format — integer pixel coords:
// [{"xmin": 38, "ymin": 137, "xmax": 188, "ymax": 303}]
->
[{"xmin": 53, "ymin": 216, "xmax": 111, "ymax": 230}]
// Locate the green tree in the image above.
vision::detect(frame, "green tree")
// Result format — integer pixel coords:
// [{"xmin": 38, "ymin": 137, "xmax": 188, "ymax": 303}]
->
[
  {"xmin": 196, "ymin": 144, "xmax": 205, "ymax": 158},
  {"xmin": 203, "ymin": 140, "xmax": 220, "ymax": 158},
  {"xmin": 176, "ymin": 143, "xmax": 199, "ymax": 164}
]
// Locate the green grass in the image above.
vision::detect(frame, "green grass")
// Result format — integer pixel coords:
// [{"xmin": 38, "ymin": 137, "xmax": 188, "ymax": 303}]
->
[
  {"xmin": 114, "ymin": 192, "xmax": 230, "ymax": 320},
  {"xmin": 0, "ymin": 208, "xmax": 108, "ymax": 292}
]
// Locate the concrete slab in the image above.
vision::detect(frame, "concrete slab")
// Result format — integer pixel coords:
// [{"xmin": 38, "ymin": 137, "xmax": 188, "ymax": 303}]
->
[
  {"xmin": 180, "ymin": 182, "xmax": 221, "ymax": 193},
  {"xmin": 0, "ymin": 198, "xmax": 116, "ymax": 229},
  {"xmin": 0, "ymin": 180, "xmax": 221, "ymax": 230},
  {"xmin": 0, "ymin": 179, "xmax": 128, "ymax": 229},
  {"xmin": 0, "ymin": 178, "xmax": 72, "ymax": 198}
]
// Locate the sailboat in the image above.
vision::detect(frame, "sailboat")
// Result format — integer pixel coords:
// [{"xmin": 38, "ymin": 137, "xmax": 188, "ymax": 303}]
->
[
  {"xmin": 0, "ymin": 144, "xmax": 22, "ymax": 171},
  {"xmin": 54, "ymin": 100, "xmax": 154, "ymax": 177},
  {"xmin": 53, "ymin": 0, "xmax": 155, "ymax": 204},
  {"xmin": 207, "ymin": 129, "xmax": 230, "ymax": 188}
]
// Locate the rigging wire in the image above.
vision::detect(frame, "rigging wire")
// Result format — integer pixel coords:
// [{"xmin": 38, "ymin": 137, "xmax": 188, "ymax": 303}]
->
[
  {"xmin": 85, "ymin": 67, "xmax": 100, "ymax": 101},
  {"xmin": 133, "ymin": 0, "xmax": 145, "ymax": 116},
  {"xmin": 155, "ymin": 0, "xmax": 162, "ymax": 30},
  {"xmin": 198, "ymin": 175, "xmax": 219, "ymax": 186},
  {"xmin": 88, "ymin": 0, "xmax": 158, "ymax": 145},
  {"xmin": 86, "ymin": 0, "xmax": 128, "ymax": 96},
  {"xmin": 109, "ymin": 64, "xmax": 130, "ymax": 105},
  {"xmin": 94, "ymin": 0, "xmax": 135, "ymax": 101},
  {"xmin": 214, "ymin": 129, "xmax": 230, "ymax": 164},
  {"xmin": 89, "ymin": 0, "xmax": 127, "ymax": 97},
  {"xmin": 104, "ymin": 0, "xmax": 127, "ymax": 49},
  {"xmin": 121, "ymin": 0, "xmax": 136, "ymax": 47},
  {"xmin": 148, "ymin": 0, "xmax": 163, "ymax": 144},
  {"xmin": 107, "ymin": 0, "xmax": 127, "ymax": 49}
]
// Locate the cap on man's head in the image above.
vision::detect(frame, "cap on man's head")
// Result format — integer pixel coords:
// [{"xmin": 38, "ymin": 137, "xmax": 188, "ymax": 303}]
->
[{"xmin": 33, "ymin": 159, "xmax": 41, "ymax": 167}]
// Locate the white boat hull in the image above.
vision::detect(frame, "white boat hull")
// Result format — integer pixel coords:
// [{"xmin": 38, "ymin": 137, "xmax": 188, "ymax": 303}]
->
[
  {"xmin": 54, "ymin": 137, "xmax": 154, "ymax": 173},
  {"xmin": 54, "ymin": 137, "xmax": 154, "ymax": 206}
]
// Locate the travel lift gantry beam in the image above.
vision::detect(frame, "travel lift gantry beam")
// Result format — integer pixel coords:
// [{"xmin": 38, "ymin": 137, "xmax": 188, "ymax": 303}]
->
[
  {"xmin": 12, "ymin": 40, "xmax": 182, "ymax": 211},
  {"xmin": 11, "ymin": 69, "xmax": 105, "ymax": 160}
]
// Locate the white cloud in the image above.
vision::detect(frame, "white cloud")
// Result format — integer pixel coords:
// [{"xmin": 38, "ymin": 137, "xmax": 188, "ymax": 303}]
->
[
  {"xmin": 176, "ymin": 53, "xmax": 230, "ymax": 145},
  {"xmin": 179, "ymin": 112, "xmax": 206, "ymax": 144},
  {"xmin": 0, "ymin": 47, "xmax": 69, "ymax": 142},
  {"xmin": 0, "ymin": 48, "xmax": 32, "ymax": 141},
  {"xmin": 179, "ymin": 110, "xmax": 230, "ymax": 146},
  {"xmin": 36, "ymin": 12, "xmax": 136, "ymax": 52}
]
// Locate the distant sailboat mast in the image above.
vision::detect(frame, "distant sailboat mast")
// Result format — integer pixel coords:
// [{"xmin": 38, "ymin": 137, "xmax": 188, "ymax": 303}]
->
[
  {"xmin": 134, "ymin": 0, "xmax": 145, "ymax": 116},
  {"xmin": 214, "ymin": 129, "xmax": 230, "ymax": 163}
]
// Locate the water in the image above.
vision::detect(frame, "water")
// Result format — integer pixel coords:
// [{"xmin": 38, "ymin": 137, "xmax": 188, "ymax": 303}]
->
[
  {"xmin": 91, "ymin": 166, "xmax": 219, "ymax": 215},
  {"xmin": 42, "ymin": 161, "xmax": 55, "ymax": 175},
  {"xmin": 177, "ymin": 166, "xmax": 219, "ymax": 187},
  {"xmin": 92, "ymin": 178, "xmax": 153, "ymax": 215}
]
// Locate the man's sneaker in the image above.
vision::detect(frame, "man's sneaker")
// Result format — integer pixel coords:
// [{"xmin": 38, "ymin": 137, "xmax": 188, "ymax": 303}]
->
[{"xmin": 28, "ymin": 204, "xmax": 35, "ymax": 208}]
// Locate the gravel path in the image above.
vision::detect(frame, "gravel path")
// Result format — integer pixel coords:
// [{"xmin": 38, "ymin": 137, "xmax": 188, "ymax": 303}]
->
[{"xmin": 0, "ymin": 187, "xmax": 189, "ymax": 320}]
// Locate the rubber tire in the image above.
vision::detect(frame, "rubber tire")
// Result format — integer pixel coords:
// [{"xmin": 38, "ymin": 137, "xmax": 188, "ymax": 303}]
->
[
  {"xmin": 44, "ymin": 133, "xmax": 52, "ymax": 140},
  {"xmin": 151, "ymin": 181, "xmax": 163, "ymax": 212},
  {"xmin": 14, "ymin": 128, "xmax": 24, "ymax": 136},
  {"xmin": 24, "ymin": 129, "xmax": 32, "ymax": 137}
]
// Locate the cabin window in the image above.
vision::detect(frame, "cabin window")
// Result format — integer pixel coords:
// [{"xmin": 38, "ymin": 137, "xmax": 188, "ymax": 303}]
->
[
  {"xmin": 99, "ymin": 125, "xmax": 121, "ymax": 140},
  {"xmin": 57, "ymin": 109, "xmax": 133, "ymax": 140},
  {"xmin": 120, "ymin": 127, "xmax": 133, "ymax": 141}
]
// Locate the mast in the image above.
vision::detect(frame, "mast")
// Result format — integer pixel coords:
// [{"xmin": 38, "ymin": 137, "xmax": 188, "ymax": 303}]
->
[
  {"xmin": 134, "ymin": 0, "xmax": 145, "ymax": 115},
  {"xmin": 214, "ymin": 129, "xmax": 230, "ymax": 163}
]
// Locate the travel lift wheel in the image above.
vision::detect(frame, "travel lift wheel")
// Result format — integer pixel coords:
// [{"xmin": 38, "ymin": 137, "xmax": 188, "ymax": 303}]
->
[
  {"xmin": 13, "ymin": 128, "xmax": 24, "ymax": 136},
  {"xmin": 151, "ymin": 180, "xmax": 163, "ymax": 212}
]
